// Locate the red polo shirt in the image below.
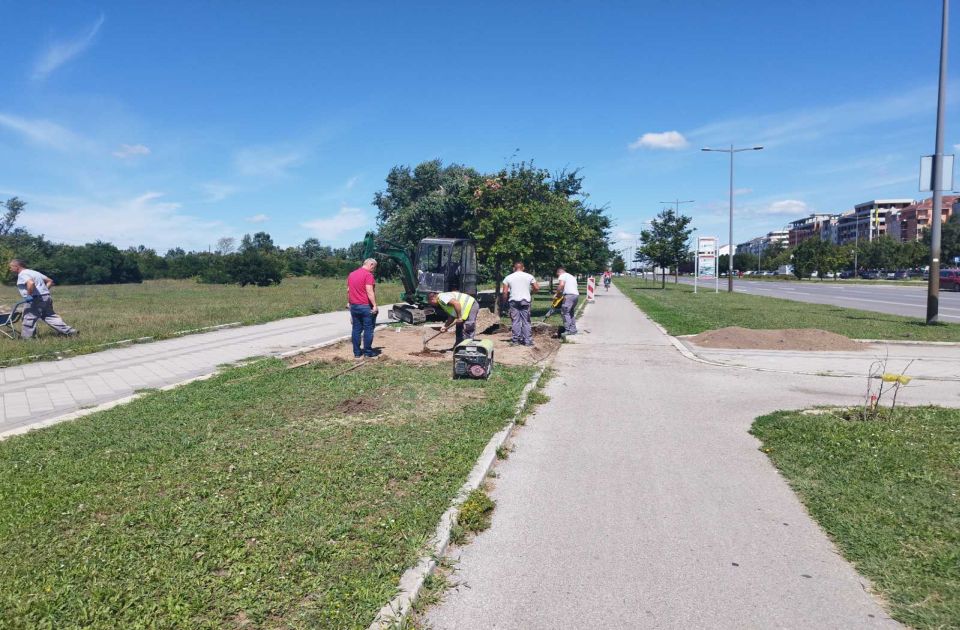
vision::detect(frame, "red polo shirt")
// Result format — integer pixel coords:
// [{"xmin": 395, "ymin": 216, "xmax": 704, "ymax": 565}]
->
[{"xmin": 347, "ymin": 267, "xmax": 375, "ymax": 305}]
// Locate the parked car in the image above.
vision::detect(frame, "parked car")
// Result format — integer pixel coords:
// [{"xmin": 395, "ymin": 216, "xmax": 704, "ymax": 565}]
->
[
  {"xmin": 859, "ymin": 270, "xmax": 880, "ymax": 279},
  {"xmin": 839, "ymin": 270, "xmax": 855, "ymax": 279},
  {"xmin": 940, "ymin": 268, "xmax": 960, "ymax": 291},
  {"xmin": 892, "ymin": 270, "xmax": 910, "ymax": 280}
]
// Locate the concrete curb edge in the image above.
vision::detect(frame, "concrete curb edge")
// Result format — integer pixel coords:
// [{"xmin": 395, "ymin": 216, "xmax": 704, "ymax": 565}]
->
[
  {"xmin": 0, "ymin": 330, "xmax": 364, "ymax": 441},
  {"xmin": 368, "ymin": 362, "xmax": 552, "ymax": 630},
  {"xmin": 642, "ymin": 312, "xmax": 960, "ymax": 382}
]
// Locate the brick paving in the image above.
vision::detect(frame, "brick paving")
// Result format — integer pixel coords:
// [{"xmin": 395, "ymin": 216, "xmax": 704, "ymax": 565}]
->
[{"xmin": 0, "ymin": 310, "xmax": 376, "ymax": 436}]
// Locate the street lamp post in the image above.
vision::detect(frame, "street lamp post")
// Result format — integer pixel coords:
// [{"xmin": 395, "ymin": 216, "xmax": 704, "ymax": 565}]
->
[
  {"xmin": 927, "ymin": 0, "xmax": 950, "ymax": 324},
  {"xmin": 702, "ymin": 145, "xmax": 764, "ymax": 292}
]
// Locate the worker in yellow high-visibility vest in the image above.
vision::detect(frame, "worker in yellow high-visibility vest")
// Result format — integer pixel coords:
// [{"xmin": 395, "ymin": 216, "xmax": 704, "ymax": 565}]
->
[{"xmin": 427, "ymin": 291, "xmax": 478, "ymax": 346}]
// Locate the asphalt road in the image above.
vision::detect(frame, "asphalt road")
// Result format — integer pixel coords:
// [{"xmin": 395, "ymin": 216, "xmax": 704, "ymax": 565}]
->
[
  {"xmin": 426, "ymin": 285, "xmax": 903, "ymax": 629},
  {"xmin": 679, "ymin": 277, "xmax": 960, "ymax": 322}
]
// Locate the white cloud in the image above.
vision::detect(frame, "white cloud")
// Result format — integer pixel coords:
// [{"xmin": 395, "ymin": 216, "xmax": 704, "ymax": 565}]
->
[
  {"xmin": 200, "ymin": 182, "xmax": 238, "ymax": 203},
  {"xmin": 345, "ymin": 175, "xmax": 360, "ymax": 190},
  {"xmin": 33, "ymin": 14, "xmax": 105, "ymax": 80},
  {"xmin": 734, "ymin": 187, "xmax": 753, "ymax": 196},
  {"xmin": 20, "ymin": 191, "xmax": 228, "ymax": 251},
  {"xmin": 302, "ymin": 206, "xmax": 369, "ymax": 240},
  {"xmin": 246, "ymin": 213, "xmax": 269, "ymax": 223},
  {"xmin": 0, "ymin": 112, "xmax": 88, "ymax": 151},
  {"xmin": 112, "ymin": 143, "xmax": 151, "ymax": 159},
  {"xmin": 628, "ymin": 131, "xmax": 689, "ymax": 151},
  {"xmin": 234, "ymin": 146, "xmax": 303, "ymax": 178},
  {"xmin": 763, "ymin": 199, "xmax": 811, "ymax": 216}
]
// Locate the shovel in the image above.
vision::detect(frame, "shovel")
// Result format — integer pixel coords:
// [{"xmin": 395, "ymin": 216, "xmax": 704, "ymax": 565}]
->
[{"xmin": 422, "ymin": 326, "xmax": 448, "ymax": 351}]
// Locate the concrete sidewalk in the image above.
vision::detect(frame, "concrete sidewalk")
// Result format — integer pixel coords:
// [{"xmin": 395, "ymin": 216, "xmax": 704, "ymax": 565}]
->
[
  {"xmin": 676, "ymin": 337, "xmax": 960, "ymax": 386},
  {"xmin": 0, "ymin": 309, "xmax": 387, "ymax": 437},
  {"xmin": 425, "ymin": 284, "xmax": 954, "ymax": 629}
]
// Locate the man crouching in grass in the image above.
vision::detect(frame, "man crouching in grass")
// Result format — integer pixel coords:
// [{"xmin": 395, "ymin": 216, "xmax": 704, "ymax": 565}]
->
[{"xmin": 9, "ymin": 258, "xmax": 78, "ymax": 339}]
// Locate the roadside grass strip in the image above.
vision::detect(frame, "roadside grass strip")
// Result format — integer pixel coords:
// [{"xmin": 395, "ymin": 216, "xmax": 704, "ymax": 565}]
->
[
  {"xmin": 751, "ymin": 407, "xmax": 960, "ymax": 629},
  {"xmin": 617, "ymin": 279, "xmax": 960, "ymax": 342},
  {"xmin": 0, "ymin": 358, "xmax": 534, "ymax": 628},
  {"xmin": 0, "ymin": 277, "xmax": 403, "ymax": 365}
]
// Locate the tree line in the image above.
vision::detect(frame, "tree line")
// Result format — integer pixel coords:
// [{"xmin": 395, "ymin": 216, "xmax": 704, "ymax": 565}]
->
[
  {"xmin": 1, "ymin": 159, "xmax": 613, "ymax": 288},
  {"xmin": 633, "ymin": 206, "xmax": 949, "ymax": 284},
  {"xmin": 0, "ymin": 198, "xmax": 362, "ymax": 287}
]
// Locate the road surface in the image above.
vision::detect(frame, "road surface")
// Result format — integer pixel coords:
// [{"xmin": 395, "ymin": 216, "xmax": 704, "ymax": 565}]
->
[{"xmin": 678, "ymin": 277, "xmax": 960, "ymax": 322}]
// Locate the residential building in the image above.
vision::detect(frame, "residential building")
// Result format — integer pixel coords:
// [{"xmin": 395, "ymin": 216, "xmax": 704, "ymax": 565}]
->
[
  {"xmin": 887, "ymin": 195, "xmax": 958, "ymax": 242},
  {"xmin": 736, "ymin": 229, "xmax": 790, "ymax": 256},
  {"xmin": 835, "ymin": 199, "xmax": 913, "ymax": 244},
  {"xmin": 819, "ymin": 215, "xmax": 841, "ymax": 244},
  {"xmin": 787, "ymin": 214, "xmax": 834, "ymax": 247}
]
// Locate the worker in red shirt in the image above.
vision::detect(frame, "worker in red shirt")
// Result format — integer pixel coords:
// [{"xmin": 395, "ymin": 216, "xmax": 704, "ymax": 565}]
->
[{"xmin": 347, "ymin": 258, "xmax": 379, "ymax": 358}]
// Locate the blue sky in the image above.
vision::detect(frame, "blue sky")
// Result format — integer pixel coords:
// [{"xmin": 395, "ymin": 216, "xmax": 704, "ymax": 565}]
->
[{"xmin": 0, "ymin": 1, "xmax": 956, "ymax": 252}]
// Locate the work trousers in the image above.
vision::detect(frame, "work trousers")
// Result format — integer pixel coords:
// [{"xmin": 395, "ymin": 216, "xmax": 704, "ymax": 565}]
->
[
  {"xmin": 509, "ymin": 299, "xmax": 532, "ymax": 345},
  {"xmin": 21, "ymin": 295, "xmax": 76, "ymax": 339},
  {"xmin": 349, "ymin": 303, "xmax": 376, "ymax": 357},
  {"xmin": 561, "ymin": 294, "xmax": 579, "ymax": 333},
  {"xmin": 455, "ymin": 307, "xmax": 479, "ymax": 346}
]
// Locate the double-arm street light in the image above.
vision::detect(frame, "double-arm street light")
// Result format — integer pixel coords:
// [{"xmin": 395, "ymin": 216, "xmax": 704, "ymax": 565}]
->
[{"xmin": 702, "ymin": 145, "xmax": 764, "ymax": 292}]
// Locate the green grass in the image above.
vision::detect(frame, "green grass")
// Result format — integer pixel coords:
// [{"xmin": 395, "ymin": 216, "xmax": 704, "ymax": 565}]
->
[
  {"xmin": 751, "ymin": 407, "xmax": 960, "ymax": 629},
  {"xmin": 0, "ymin": 358, "xmax": 534, "ymax": 629},
  {"xmin": 617, "ymin": 278, "xmax": 960, "ymax": 341},
  {"xmin": 0, "ymin": 277, "xmax": 403, "ymax": 365}
]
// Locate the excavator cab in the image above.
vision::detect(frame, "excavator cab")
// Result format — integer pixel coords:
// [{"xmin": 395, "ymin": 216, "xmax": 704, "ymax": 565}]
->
[
  {"xmin": 362, "ymin": 231, "xmax": 493, "ymax": 324},
  {"xmin": 415, "ymin": 238, "xmax": 478, "ymax": 296}
]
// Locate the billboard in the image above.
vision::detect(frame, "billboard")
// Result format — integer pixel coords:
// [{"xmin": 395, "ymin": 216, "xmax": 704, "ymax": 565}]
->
[{"xmin": 695, "ymin": 236, "xmax": 719, "ymax": 293}]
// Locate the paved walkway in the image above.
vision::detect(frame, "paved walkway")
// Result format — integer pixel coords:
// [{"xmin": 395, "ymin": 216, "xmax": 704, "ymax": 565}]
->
[
  {"xmin": 678, "ymin": 337, "xmax": 960, "ymax": 386},
  {"xmin": 0, "ymin": 310, "xmax": 384, "ymax": 436},
  {"xmin": 426, "ymin": 284, "xmax": 960, "ymax": 629}
]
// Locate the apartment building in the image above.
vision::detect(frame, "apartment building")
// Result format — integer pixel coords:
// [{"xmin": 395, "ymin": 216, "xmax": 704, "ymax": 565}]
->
[
  {"xmin": 787, "ymin": 214, "xmax": 834, "ymax": 247},
  {"xmin": 834, "ymin": 199, "xmax": 913, "ymax": 244},
  {"xmin": 886, "ymin": 195, "xmax": 958, "ymax": 242}
]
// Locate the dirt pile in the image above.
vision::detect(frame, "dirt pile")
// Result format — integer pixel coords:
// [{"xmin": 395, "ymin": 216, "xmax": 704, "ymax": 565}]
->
[
  {"xmin": 288, "ymin": 323, "xmax": 562, "ymax": 367},
  {"xmin": 687, "ymin": 327, "xmax": 868, "ymax": 351}
]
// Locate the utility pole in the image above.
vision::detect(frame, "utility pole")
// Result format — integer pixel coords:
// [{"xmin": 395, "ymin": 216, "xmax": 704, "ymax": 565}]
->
[
  {"xmin": 702, "ymin": 145, "xmax": 764, "ymax": 292},
  {"xmin": 928, "ymin": 0, "xmax": 950, "ymax": 323}
]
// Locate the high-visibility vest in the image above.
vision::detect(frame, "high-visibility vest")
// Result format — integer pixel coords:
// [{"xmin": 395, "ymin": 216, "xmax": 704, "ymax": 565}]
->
[{"xmin": 437, "ymin": 291, "xmax": 476, "ymax": 319}]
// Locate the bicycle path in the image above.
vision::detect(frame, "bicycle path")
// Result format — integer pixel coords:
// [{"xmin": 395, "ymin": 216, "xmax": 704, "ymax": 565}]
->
[
  {"xmin": 424, "ymin": 283, "xmax": 946, "ymax": 628},
  {"xmin": 0, "ymin": 309, "xmax": 386, "ymax": 437}
]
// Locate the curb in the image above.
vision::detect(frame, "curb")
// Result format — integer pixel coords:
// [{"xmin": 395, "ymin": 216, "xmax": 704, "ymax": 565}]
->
[
  {"xmin": 0, "ymin": 372, "xmax": 218, "ymax": 441},
  {"xmin": 369, "ymin": 362, "xmax": 552, "ymax": 630},
  {"xmin": 644, "ymin": 314, "xmax": 960, "ymax": 382},
  {"xmin": 0, "ymin": 321, "xmax": 245, "ymax": 369},
  {"xmin": 0, "ymin": 327, "xmax": 377, "ymax": 442}
]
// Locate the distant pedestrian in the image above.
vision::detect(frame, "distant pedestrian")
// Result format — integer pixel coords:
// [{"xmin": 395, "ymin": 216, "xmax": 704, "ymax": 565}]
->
[
  {"xmin": 8, "ymin": 259, "xmax": 77, "ymax": 339},
  {"xmin": 555, "ymin": 266, "xmax": 579, "ymax": 335},
  {"xmin": 347, "ymin": 258, "xmax": 379, "ymax": 358},
  {"xmin": 501, "ymin": 262, "xmax": 539, "ymax": 346},
  {"xmin": 427, "ymin": 291, "xmax": 478, "ymax": 346}
]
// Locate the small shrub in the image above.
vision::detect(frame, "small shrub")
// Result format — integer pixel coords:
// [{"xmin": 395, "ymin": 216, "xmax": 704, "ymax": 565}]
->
[{"xmin": 457, "ymin": 489, "xmax": 495, "ymax": 534}]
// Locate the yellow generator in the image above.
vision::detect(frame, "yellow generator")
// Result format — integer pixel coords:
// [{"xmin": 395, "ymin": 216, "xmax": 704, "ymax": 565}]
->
[{"xmin": 453, "ymin": 339, "xmax": 494, "ymax": 379}]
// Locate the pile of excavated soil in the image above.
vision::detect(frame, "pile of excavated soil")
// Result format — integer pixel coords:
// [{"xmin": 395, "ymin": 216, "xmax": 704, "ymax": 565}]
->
[
  {"xmin": 687, "ymin": 327, "xmax": 868, "ymax": 351},
  {"xmin": 289, "ymin": 323, "xmax": 562, "ymax": 367}
]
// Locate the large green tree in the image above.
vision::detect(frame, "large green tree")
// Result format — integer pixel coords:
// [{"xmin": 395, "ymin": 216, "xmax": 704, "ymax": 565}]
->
[
  {"xmin": 373, "ymin": 160, "xmax": 479, "ymax": 250},
  {"xmin": 637, "ymin": 208, "xmax": 693, "ymax": 288}
]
